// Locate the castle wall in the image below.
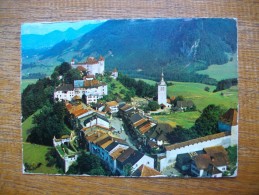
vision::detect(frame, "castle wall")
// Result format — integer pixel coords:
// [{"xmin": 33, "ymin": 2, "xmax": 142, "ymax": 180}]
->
[{"xmin": 159, "ymin": 135, "xmax": 231, "ymax": 171}]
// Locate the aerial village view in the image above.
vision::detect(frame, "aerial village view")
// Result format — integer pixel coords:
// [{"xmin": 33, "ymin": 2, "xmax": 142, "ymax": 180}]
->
[{"xmin": 21, "ymin": 18, "xmax": 238, "ymax": 177}]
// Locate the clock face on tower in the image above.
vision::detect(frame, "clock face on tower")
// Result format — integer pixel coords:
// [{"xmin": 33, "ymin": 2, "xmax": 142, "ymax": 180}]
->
[{"xmin": 161, "ymin": 87, "xmax": 164, "ymax": 91}]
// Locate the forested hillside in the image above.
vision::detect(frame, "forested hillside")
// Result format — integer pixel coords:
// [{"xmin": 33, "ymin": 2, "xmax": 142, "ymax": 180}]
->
[{"xmin": 22, "ymin": 19, "xmax": 237, "ymax": 84}]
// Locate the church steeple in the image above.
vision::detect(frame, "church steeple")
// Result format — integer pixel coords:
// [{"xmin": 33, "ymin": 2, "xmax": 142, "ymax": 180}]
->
[
  {"xmin": 158, "ymin": 69, "xmax": 167, "ymax": 105},
  {"xmin": 159, "ymin": 68, "xmax": 166, "ymax": 86}
]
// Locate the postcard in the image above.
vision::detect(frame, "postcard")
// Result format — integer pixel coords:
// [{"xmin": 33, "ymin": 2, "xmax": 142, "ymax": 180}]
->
[{"xmin": 21, "ymin": 18, "xmax": 238, "ymax": 177}]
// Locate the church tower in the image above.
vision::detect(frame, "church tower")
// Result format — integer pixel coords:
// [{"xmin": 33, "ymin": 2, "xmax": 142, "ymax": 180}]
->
[{"xmin": 158, "ymin": 70, "xmax": 167, "ymax": 105}]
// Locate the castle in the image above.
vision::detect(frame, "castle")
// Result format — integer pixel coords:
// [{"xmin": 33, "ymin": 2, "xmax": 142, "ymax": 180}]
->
[{"xmin": 71, "ymin": 56, "xmax": 105, "ymax": 75}]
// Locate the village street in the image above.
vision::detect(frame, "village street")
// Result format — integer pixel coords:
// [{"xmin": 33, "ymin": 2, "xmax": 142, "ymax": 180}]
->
[{"xmin": 109, "ymin": 116, "xmax": 137, "ymax": 150}]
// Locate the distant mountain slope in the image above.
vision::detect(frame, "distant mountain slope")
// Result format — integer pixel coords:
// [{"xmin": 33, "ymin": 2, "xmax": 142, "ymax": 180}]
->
[
  {"xmin": 22, "ymin": 19, "xmax": 237, "ymax": 83},
  {"xmin": 21, "ymin": 23, "xmax": 102, "ymax": 50}
]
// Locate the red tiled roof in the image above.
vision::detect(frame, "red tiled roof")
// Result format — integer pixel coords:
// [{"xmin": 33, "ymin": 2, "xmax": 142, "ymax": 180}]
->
[
  {"xmin": 139, "ymin": 122, "xmax": 152, "ymax": 134},
  {"xmin": 133, "ymin": 118, "xmax": 147, "ymax": 128},
  {"xmin": 193, "ymin": 154, "xmax": 211, "ymax": 170},
  {"xmin": 76, "ymin": 66, "xmax": 86, "ymax": 72},
  {"xmin": 204, "ymin": 146, "xmax": 227, "ymax": 156},
  {"xmin": 117, "ymin": 148, "xmax": 135, "ymax": 163},
  {"xmin": 73, "ymin": 109, "xmax": 88, "ymax": 117},
  {"xmin": 86, "ymin": 57, "xmax": 98, "ymax": 64},
  {"xmin": 132, "ymin": 165, "xmax": 161, "ymax": 177}
]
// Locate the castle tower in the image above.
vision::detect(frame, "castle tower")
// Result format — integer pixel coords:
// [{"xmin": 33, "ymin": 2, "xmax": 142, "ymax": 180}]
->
[{"xmin": 158, "ymin": 70, "xmax": 167, "ymax": 105}]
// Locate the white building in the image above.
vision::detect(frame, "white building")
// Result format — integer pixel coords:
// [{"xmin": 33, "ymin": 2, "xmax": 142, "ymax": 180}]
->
[
  {"xmin": 71, "ymin": 56, "xmax": 105, "ymax": 75},
  {"xmin": 54, "ymin": 79, "xmax": 108, "ymax": 104},
  {"xmin": 111, "ymin": 68, "xmax": 118, "ymax": 79},
  {"xmin": 54, "ymin": 84, "xmax": 75, "ymax": 101},
  {"xmin": 158, "ymin": 71, "xmax": 167, "ymax": 105},
  {"xmin": 79, "ymin": 112, "xmax": 110, "ymax": 130},
  {"xmin": 74, "ymin": 79, "xmax": 108, "ymax": 104}
]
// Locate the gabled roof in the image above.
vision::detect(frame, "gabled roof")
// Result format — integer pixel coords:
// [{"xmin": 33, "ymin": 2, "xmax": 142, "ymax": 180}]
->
[
  {"xmin": 133, "ymin": 118, "xmax": 146, "ymax": 128},
  {"xmin": 176, "ymin": 100, "xmax": 194, "ymax": 108},
  {"xmin": 86, "ymin": 57, "xmax": 98, "ymax": 64},
  {"xmin": 193, "ymin": 154, "xmax": 211, "ymax": 170},
  {"xmin": 220, "ymin": 108, "xmax": 238, "ymax": 126},
  {"xmin": 210, "ymin": 152, "xmax": 229, "ymax": 167},
  {"xmin": 204, "ymin": 146, "xmax": 227, "ymax": 156},
  {"xmin": 96, "ymin": 136, "xmax": 113, "ymax": 148},
  {"xmin": 121, "ymin": 150, "xmax": 145, "ymax": 166},
  {"xmin": 148, "ymin": 123, "xmax": 173, "ymax": 141},
  {"xmin": 138, "ymin": 121, "xmax": 152, "ymax": 134},
  {"xmin": 110, "ymin": 147, "xmax": 126, "ymax": 160},
  {"xmin": 130, "ymin": 113, "xmax": 144, "ymax": 124},
  {"xmin": 117, "ymin": 148, "xmax": 135, "ymax": 163},
  {"xmin": 76, "ymin": 66, "xmax": 86, "ymax": 72},
  {"xmin": 85, "ymin": 131, "xmax": 107, "ymax": 143},
  {"xmin": 132, "ymin": 165, "xmax": 161, "ymax": 177},
  {"xmin": 120, "ymin": 104, "xmax": 133, "ymax": 112},
  {"xmin": 73, "ymin": 109, "xmax": 88, "ymax": 117},
  {"xmin": 105, "ymin": 142, "xmax": 119, "ymax": 152}
]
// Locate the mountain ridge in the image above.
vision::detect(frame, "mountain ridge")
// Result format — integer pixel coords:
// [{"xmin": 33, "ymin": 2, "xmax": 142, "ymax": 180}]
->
[{"xmin": 22, "ymin": 19, "xmax": 237, "ymax": 84}]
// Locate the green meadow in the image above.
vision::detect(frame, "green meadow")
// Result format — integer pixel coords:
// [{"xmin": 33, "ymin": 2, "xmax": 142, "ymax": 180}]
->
[
  {"xmin": 23, "ymin": 143, "xmax": 60, "ymax": 174},
  {"xmin": 152, "ymin": 111, "xmax": 201, "ymax": 129},
  {"xmin": 196, "ymin": 53, "xmax": 238, "ymax": 81},
  {"xmin": 167, "ymin": 82, "xmax": 237, "ymax": 111}
]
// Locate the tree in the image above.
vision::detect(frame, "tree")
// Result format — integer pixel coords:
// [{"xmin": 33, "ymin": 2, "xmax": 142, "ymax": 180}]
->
[
  {"xmin": 65, "ymin": 69, "xmax": 82, "ymax": 84},
  {"xmin": 193, "ymin": 104, "xmax": 225, "ymax": 136},
  {"xmin": 26, "ymin": 102, "xmax": 67, "ymax": 146},
  {"xmin": 67, "ymin": 152, "xmax": 108, "ymax": 176},
  {"xmin": 123, "ymin": 163, "xmax": 133, "ymax": 176},
  {"xmin": 204, "ymin": 86, "xmax": 210, "ymax": 92},
  {"xmin": 58, "ymin": 62, "xmax": 71, "ymax": 75},
  {"xmin": 166, "ymin": 125, "xmax": 198, "ymax": 144},
  {"xmin": 148, "ymin": 101, "xmax": 160, "ymax": 111}
]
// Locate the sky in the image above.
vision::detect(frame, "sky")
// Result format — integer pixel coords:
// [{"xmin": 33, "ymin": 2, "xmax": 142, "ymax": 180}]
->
[{"xmin": 21, "ymin": 20, "xmax": 106, "ymax": 35}]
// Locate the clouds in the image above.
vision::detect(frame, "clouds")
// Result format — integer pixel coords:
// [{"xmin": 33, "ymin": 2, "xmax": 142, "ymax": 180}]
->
[{"xmin": 21, "ymin": 20, "xmax": 106, "ymax": 35}]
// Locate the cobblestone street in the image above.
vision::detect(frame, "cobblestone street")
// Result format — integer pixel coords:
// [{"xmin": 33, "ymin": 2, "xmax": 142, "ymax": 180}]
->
[{"xmin": 109, "ymin": 116, "xmax": 137, "ymax": 150}]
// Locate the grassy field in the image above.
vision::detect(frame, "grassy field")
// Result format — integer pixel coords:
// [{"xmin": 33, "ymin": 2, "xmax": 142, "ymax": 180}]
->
[
  {"xmin": 196, "ymin": 53, "xmax": 238, "ymax": 81},
  {"xmin": 21, "ymin": 79, "xmax": 38, "ymax": 92},
  {"xmin": 103, "ymin": 77, "xmax": 130, "ymax": 99},
  {"xmin": 152, "ymin": 111, "xmax": 201, "ymax": 129},
  {"xmin": 138, "ymin": 78, "xmax": 238, "ymax": 111},
  {"xmin": 167, "ymin": 82, "xmax": 238, "ymax": 111},
  {"xmin": 23, "ymin": 143, "xmax": 59, "ymax": 174},
  {"xmin": 22, "ymin": 109, "xmax": 41, "ymax": 142}
]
